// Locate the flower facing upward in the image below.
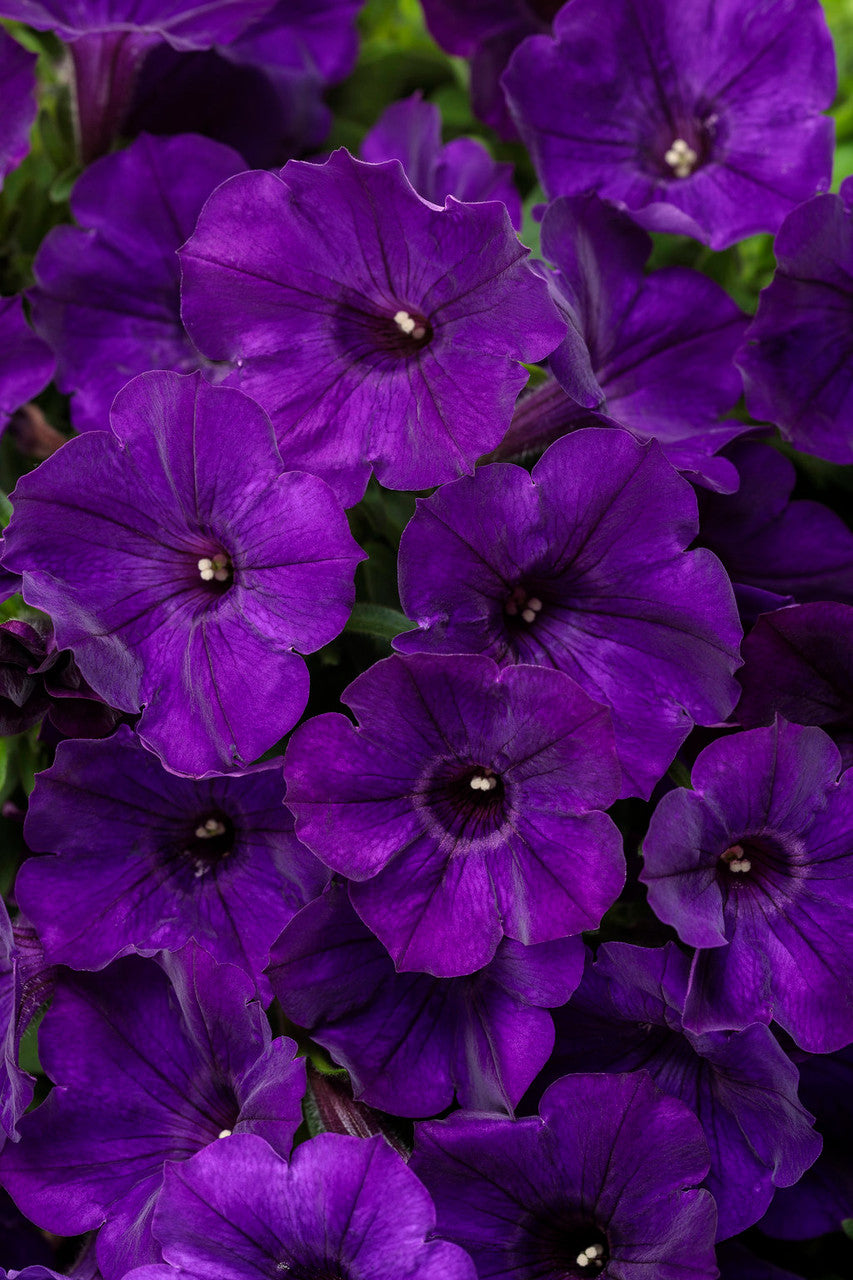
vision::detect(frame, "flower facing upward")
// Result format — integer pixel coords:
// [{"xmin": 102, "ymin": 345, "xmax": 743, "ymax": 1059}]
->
[
  {"xmin": 502, "ymin": 0, "xmax": 836, "ymax": 249},
  {"xmin": 180, "ymin": 148, "xmax": 565, "ymax": 505},
  {"xmin": 283, "ymin": 652, "xmax": 624, "ymax": 977},
  {"xmin": 1, "ymin": 370, "xmax": 364, "ymax": 776}
]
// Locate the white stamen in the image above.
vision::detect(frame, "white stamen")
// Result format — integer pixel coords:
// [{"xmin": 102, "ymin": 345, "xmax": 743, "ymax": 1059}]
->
[
  {"xmin": 393, "ymin": 309, "xmax": 427, "ymax": 340},
  {"xmin": 469, "ymin": 776, "xmax": 483, "ymax": 790},
  {"xmin": 195, "ymin": 818, "xmax": 227, "ymax": 839},
  {"xmin": 199, "ymin": 552, "xmax": 231, "ymax": 584},
  {"xmin": 585, "ymin": 1246, "xmax": 604, "ymax": 1260},
  {"xmin": 217, "ymin": 1128, "xmax": 232, "ymax": 1139},
  {"xmin": 722, "ymin": 844, "xmax": 752, "ymax": 873},
  {"xmin": 576, "ymin": 1257, "xmax": 589, "ymax": 1269},
  {"xmin": 521, "ymin": 608, "xmax": 536, "ymax": 624},
  {"xmin": 664, "ymin": 137, "xmax": 698, "ymax": 178},
  {"xmin": 527, "ymin": 597, "xmax": 542, "ymax": 613},
  {"xmin": 198, "ymin": 557, "xmax": 213, "ymax": 571},
  {"xmin": 729, "ymin": 858, "xmax": 752, "ymax": 873}
]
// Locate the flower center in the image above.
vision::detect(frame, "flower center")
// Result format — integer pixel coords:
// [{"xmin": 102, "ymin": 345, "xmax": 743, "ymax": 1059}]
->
[
  {"xmin": 574, "ymin": 1243, "xmax": 607, "ymax": 1274},
  {"xmin": 197, "ymin": 551, "xmax": 233, "ymax": 590},
  {"xmin": 415, "ymin": 761, "xmax": 509, "ymax": 842},
  {"xmin": 334, "ymin": 301, "xmax": 434, "ymax": 365},
  {"xmin": 521, "ymin": 1213, "xmax": 610, "ymax": 1279},
  {"xmin": 663, "ymin": 136, "xmax": 699, "ymax": 178},
  {"xmin": 721, "ymin": 843, "xmax": 752, "ymax": 874},
  {"xmin": 183, "ymin": 812, "xmax": 235, "ymax": 878},
  {"xmin": 393, "ymin": 309, "xmax": 428, "ymax": 341},
  {"xmin": 505, "ymin": 585, "xmax": 544, "ymax": 624}
]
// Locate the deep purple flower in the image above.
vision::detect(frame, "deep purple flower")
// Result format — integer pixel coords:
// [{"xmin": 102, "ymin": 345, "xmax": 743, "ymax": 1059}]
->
[
  {"xmin": 759, "ymin": 1046, "xmax": 853, "ymax": 1240},
  {"xmin": 642, "ymin": 719, "xmax": 853, "ymax": 1053},
  {"xmin": 547, "ymin": 942, "xmax": 820, "ymax": 1239},
  {"xmin": 420, "ymin": 1, "xmax": 558, "ymax": 139},
  {"xmin": 737, "ymin": 178, "xmax": 853, "ymax": 463},
  {"xmin": 283, "ymin": 652, "xmax": 623, "ymax": 977},
  {"xmin": 497, "ymin": 194, "xmax": 747, "ymax": 489},
  {"xmin": 267, "ymin": 881, "xmax": 584, "ymax": 1116},
  {"xmin": 127, "ymin": 0, "xmax": 363, "ymax": 167},
  {"xmin": 0, "ymin": 904, "xmax": 36, "ymax": 1148},
  {"xmin": 180, "ymin": 148, "xmax": 566, "ymax": 505},
  {"xmin": 17, "ymin": 724, "xmax": 326, "ymax": 993},
  {"xmin": 697, "ymin": 440, "xmax": 853, "ymax": 626},
  {"xmin": 0, "ymin": 32, "xmax": 37, "ymax": 187},
  {"xmin": 0, "ymin": 2, "xmax": 277, "ymax": 163},
  {"xmin": 0, "ymin": 947, "xmax": 306, "ymax": 1280},
  {"xmin": 395, "ymin": 428, "xmax": 742, "ymax": 798},
  {"xmin": 0, "ymin": 297, "xmax": 55, "ymax": 436},
  {"xmin": 503, "ymin": 0, "xmax": 835, "ymax": 249},
  {"xmin": 412, "ymin": 1071, "xmax": 717, "ymax": 1279},
  {"xmin": 1, "ymin": 370, "xmax": 364, "ymax": 776},
  {"xmin": 736, "ymin": 602, "xmax": 853, "ymax": 766},
  {"xmin": 30, "ymin": 133, "xmax": 243, "ymax": 434},
  {"xmin": 136, "ymin": 1131, "xmax": 476, "ymax": 1280},
  {"xmin": 0, "ymin": 616, "xmax": 120, "ymax": 741},
  {"xmin": 361, "ymin": 94, "xmax": 521, "ymax": 227}
]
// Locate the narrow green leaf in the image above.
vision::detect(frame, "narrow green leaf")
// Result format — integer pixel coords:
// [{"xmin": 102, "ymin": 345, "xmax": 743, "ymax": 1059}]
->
[{"xmin": 345, "ymin": 602, "xmax": 415, "ymax": 641}]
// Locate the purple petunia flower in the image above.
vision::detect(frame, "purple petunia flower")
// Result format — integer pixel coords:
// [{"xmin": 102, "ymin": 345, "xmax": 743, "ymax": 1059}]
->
[
  {"xmin": 759, "ymin": 1046, "xmax": 853, "ymax": 1240},
  {"xmin": 1, "ymin": 370, "xmax": 364, "ymax": 776},
  {"xmin": 502, "ymin": 0, "xmax": 836, "ymax": 249},
  {"xmin": 419, "ymin": 0, "xmax": 557, "ymax": 139},
  {"xmin": 129, "ymin": 1131, "xmax": 477, "ymax": 1280},
  {"xmin": 395, "ymin": 428, "xmax": 743, "ymax": 798},
  {"xmin": 361, "ymin": 94, "xmax": 521, "ymax": 227},
  {"xmin": 0, "ymin": 297, "xmax": 55, "ymax": 436},
  {"xmin": 0, "ymin": 1, "xmax": 277, "ymax": 162},
  {"xmin": 16, "ymin": 724, "xmax": 326, "ymax": 993},
  {"xmin": 0, "ymin": 32, "xmax": 37, "ymax": 187},
  {"xmin": 0, "ymin": 947, "xmax": 306, "ymax": 1280},
  {"xmin": 697, "ymin": 440, "xmax": 853, "ymax": 626},
  {"xmin": 283, "ymin": 651, "xmax": 623, "ymax": 977},
  {"xmin": 267, "ymin": 881, "xmax": 584, "ymax": 1116},
  {"xmin": 641, "ymin": 719, "xmax": 853, "ymax": 1053},
  {"xmin": 736, "ymin": 602, "xmax": 853, "ymax": 766},
  {"xmin": 737, "ymin": 178, "xmax": 853, "ymax": 464},
  {"xmin": 546, "ymin": 941, "xmax": 821, "ymax": 1240},
  {"xmin": 494, "ymin": 194, "xmax": 747, "ymax": 490},
  {"xmin": 412, "ymin": 1071, "xmax": 718, "ymax": 1279},
  {"xmin": 180, "ymin": 148, "xmax": 565, "ymax": 505},
  {"xmin": 0, "ymin": 617, "xmax": 120, "ymax": 740},
  {"xmin": 30, "ymin": 132, "xmax": 244, "ymax": 434}
]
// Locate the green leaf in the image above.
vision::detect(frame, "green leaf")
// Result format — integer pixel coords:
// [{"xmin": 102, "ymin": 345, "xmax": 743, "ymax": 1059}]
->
[
  {"xmin": 345, "ymin": 602, "xmax": 415, "ymax": 641},
  {"xmin": 842, "ymin": 1218, "xmax": 853, "ymax": 1239}
]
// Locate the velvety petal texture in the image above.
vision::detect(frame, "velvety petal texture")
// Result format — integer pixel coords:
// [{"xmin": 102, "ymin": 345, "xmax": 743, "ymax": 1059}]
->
[
  {"xmin": 267, "ymin": 881, "xmax": 584, "ymax": 1116},
  {"xmin": 0, "ymin": 32, "xmax": 38, "ymax": 187},
  {"xmin": 17, "ymin": 724, "xmax": 326, "ymax": 991},
  {"xmin": 283, "ymin": 651, "xmax": 624, "ymax": 976},
  {"xmin": 642, "ymin": 719, "xmax": 853, "ymax": 1051},
  {"xmin": 503, "ymin": 0, "xmax": 836, "ymax": 248},
  {"xmin": 737, "ymin": 177, "xmax": 853, "ymax": 464},
  {"xmin": 1, "ymin": 371, "xmax": 364, "ymax": 775},
  {"xmin": 180, "ymin": 148, "xmax": 565, "ymax": 504},
  {"xmin": 361, "ymin": 94, "xmax": 521, "ymax": 227},
  {"xmin": 396, "ymin": 428, "xmax": 743, "ymax": 797},
  {"xmin": 698, "ymin": 440, "xmax": 853, "ymax": 625},
  {"xmin": 149, "ymin": 1131, "xmax": 477, "ymax": 1280},
  {"xmin": 0, "ymin": 948, "xmax": 305, "ymax": 1280},
  {"xmin": 533, "ymin": 195, "xmax": 747, "ymax": 485},
  {"xmin": 30, "ymin": 132, "xmax": 244, "ymax": 433},
  {"xmin": 0, "ymin": 1, "xmax": 275, "ymax": 44},
  {"xmin": 412, "ymin": 1071, "xmax": 717, "ymax": 1279},
  {"xmin": 0, "ymin": 297, "xmax": 55, "ymax": 433},
  {"xmin": 547, "ymin": 942, "xmax": 821, "ymax": 1239}
]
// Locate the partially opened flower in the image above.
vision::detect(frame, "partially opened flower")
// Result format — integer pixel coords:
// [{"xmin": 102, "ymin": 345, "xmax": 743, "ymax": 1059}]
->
[
  {"xmin": 737, "ymin": 178, "xmax": 853, "ymax": 464},
  {"xmin": 412, "ymin": 1072, "xmax": 718, "ymax": 1279},
  {"xmin": 30, "ymin": 132, "xmax": 244, "ymax": 433},
  {"xmin": 0, "ymin": 947, "xmax": 306, "ymax": 1280},
  {"xmin": 1, "ymin": 370, "xmax": 364, "ymax": 776},
  {"xmin": 0, "ymin": 32, "xmax": 37, "ymax": 188},
  {"xmin": 496, "ymin": 194, "xmax": 747, "ymax": 489},
  {"xmin": 641, "ymin": 719, "xmax": 853, "ymax": 1052},
  {"xmin": 17, "ymin": 724, "xmax": 326, "ymax": 993},
  {"xmin": 283, "ymin": 652, "xmax": 623, "ymax": 977},
  {"xmin": 502, "ymin": 0, "xmax": 835, "ymax": 248},
  {"xmin": 180, "ymin": 148, "xmax": 565, "ymax": 505},
  {"xmin": 267, "ymin": 881, "xmax": 583, "ymax": 1116},
  {"xmin": 361, "ymin": 94, "xmax": 521, "ymax": 226},
  {"xmin": 0, "ymin": 297, "xmax": 55, "ymax": 435},
  {"xmin": 547, "ymin": 942, "xmax": 821, "ymax": 1239},
  {"xmin": 697, "ymin": 440, "xmax": 853, "ymax": 626},
  {"xmin": 141, "ymin": 1131, "xmax": 477, "ymax": 1280},
  {"xmin": 0, "ymin": 617, "xmax": 120, "ymax": 740},
  {"xmin": 736, "ymin": 602, "xmax": 853, "ymax": 766},
  {"xmin": 396, "ymin": 428, "xmax": 742, "ymax": 798}
]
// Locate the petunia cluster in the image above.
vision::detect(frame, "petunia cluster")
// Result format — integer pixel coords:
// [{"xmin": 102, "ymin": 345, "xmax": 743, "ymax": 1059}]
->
[{"xmin": 0, "ymin": 0, "xmax": 850, "ymax": 1278}]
